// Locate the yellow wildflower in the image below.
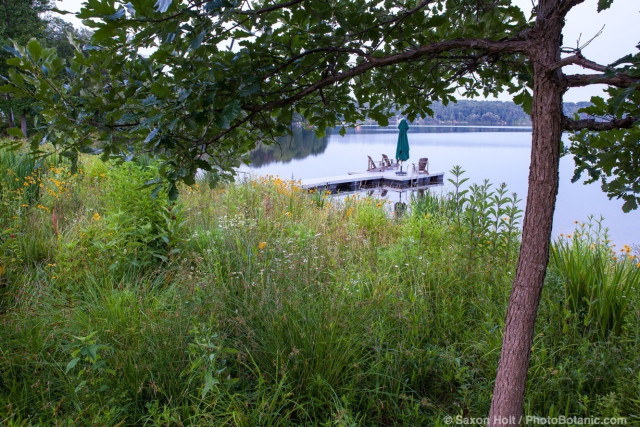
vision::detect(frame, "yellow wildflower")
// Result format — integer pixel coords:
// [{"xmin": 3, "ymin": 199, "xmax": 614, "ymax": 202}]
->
[
  {"xmin": 258, "ymin": 242, "xmax": 267, "ymax": 250},
  {"xmin": 92, "ymin": 212, "xmax": 101, "ymax": 221}
]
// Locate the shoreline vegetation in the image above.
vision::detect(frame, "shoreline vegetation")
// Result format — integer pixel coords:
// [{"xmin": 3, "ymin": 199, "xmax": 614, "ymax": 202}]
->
[
  {"xmin": 1, "ymin": 148, "xmax": 639, "ymax": 424},
  {"xmin": 286, "ymin": 100, "xmax": 590, "ymax": 128}
]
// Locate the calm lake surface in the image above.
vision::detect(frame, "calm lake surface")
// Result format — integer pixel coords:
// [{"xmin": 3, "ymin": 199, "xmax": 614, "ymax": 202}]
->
[{"xmin": 240, "ymin": 126, "xmax": 640, "ymax": 247}]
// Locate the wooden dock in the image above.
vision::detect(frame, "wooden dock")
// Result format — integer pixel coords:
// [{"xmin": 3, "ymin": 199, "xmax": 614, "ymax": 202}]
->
[{"xmin": 300, "ymin": 170, "xmax": 445, "ymax": 194}]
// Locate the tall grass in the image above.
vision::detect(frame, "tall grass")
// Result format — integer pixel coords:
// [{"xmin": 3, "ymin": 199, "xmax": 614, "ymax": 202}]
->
[
  {"xmin": 550, "ymin": 216, "xmax": 640, "ymax": 340},
  {"xmin": 1, "ymin": 149, "xmax": 640, "ymax": 424}
]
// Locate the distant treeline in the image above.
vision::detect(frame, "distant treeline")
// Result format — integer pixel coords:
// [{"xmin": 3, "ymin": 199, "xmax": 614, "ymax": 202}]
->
[{"xmin": 353, "ymin": 100, "xmax": 591, "ymax": 126}]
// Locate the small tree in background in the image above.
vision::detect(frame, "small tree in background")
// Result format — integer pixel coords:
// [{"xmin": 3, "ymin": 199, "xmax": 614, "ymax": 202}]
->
[{"xmin": 0, "ymin": 0, "xmax": 54, "ymax": 134}]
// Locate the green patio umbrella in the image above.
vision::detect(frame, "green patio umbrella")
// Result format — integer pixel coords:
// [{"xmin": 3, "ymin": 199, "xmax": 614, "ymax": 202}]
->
[{"xmin": 395, "ymin": 118, "xmax": 410, "ymax": 171}]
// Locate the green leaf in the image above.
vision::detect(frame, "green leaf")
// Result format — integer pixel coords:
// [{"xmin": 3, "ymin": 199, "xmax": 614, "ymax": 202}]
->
[
  {"xmin": 154, "ymin": 0, "xmax": 172, "ymax": 13},
  {"xmin": 204, "ymin": 0, "xmax": 233, "ymax": 12},
  {"xmin": 51, "ymin": 7, "xmax": 71, "ymax": 15},
  {"xmin": 189, "ymin": 31, "xmax": 205, "ymax": 51},
  {"xmin": 65, "ymin": 357, "xmax": 80, "ymax": 374},
  {"xmin": 222, "ymin": 99, "xmax": 242, "ymax": 124},
  {"xmin": 622, "ymin": 197, "xmax": 637, "ymax": 213},
  {"xmin": 92, "ymin": 24, "xmax": 117, "ymax": 42},
  {"xmin": 7, "ymin": 127, "xmax": 25, "ymax": 138},
  {"xmin": 168, "ymin": 182, "xmax": 179, "ymax": 201},
  {"xmin": 106, "ymin": 8, "xmax": 126, "ymax": 20},
  {"xmin": 425, "ymin": 15, "xmax": 447, "ymax": 28},
  {"xmin": 5, "ymin": 57, "xmax": 21, "ymax": 66},
  {"xmin": 27, "ymin": 39, "xmax": 42, "ymax": 62},
  {"xmin": 144, "ymin": 128, "xmax": 160, "ymax": 143},
  {"xmin": 597, "ymin": 0, "xmax": 614, "ymax": 12},
  {"xmin": 512, "ymin": 89, "xmax": 532, "ymax": 115},
  {"xmin": 4, "ymin": 46, "xmax": 22, "ymax": 59}
]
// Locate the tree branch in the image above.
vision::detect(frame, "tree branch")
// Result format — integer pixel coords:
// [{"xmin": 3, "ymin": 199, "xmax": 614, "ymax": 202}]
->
[
  {"xmin": 565, "ymin": 73, "xmax": 640, "ymax": 88},
  {"xmin": 563, "ymin": 115, "xmax": 639, "ymax": 131},
  {"xmin": 244, "ymin": 37, "xmax": 530, "ymax": 112},
  {"xmin": 262, "ymin": 46, "xmax": 368, "ymax": 81},
  {"xmin": 548, "ymin": 53, "xmax": 608, "ymax": 72},
  {"xmin": 236, "ymin": 0, "xmax": 305, "ymax": 15},
  {"xmin": 558, "ymin": 0, "xmax": 586, "ymax": 16}
]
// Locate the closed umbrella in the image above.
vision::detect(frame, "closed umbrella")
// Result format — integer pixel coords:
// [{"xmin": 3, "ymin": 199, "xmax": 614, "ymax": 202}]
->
[{"xmin": 395, "ymin": 119, "xmax": 410, "ymax": 172}]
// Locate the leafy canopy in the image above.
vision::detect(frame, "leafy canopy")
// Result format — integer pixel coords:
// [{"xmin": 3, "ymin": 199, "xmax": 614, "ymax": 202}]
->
[
  {"xmin": 2, "ymin": 0, "xmax": 532, "ymax": 197},
  {"xmin": 2, "ymin": 0, "xmax": 638, "ymax": 208}
]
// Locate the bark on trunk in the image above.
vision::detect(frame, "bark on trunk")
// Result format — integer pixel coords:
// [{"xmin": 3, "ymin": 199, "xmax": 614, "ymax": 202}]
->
[
  {"xmin": 488, "ymin": 2, "xmax": 566, "ymax": 424},
  {"xmin": 20, "ymin": 113, "xmax": 27, "ymax": 138}
]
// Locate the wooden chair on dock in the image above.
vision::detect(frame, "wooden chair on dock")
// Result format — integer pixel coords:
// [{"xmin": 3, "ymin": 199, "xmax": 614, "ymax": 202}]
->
[
  {"xmin": 381, "ymin": 154, "xmax": 398, "ymax": 169},
  {"xmin": 367, "ymin": 155, "xmax": 383, "ymax": 171},
  {"xmin": 413, "ymin": 158, "xmax": 429, "ymax": 174}
]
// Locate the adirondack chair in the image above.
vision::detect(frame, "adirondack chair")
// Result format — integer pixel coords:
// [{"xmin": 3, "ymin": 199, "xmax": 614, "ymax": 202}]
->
[
  {"xmin": 413, "ymin": 158, "xmax": 429, "ymax": 174},
  {"xmin": 367, "ymin": 156, "xmax": 382, "ymax": 171},
  {"xmin": 381, "ymin": 154, "xmax": 398, "ymax": 169}
]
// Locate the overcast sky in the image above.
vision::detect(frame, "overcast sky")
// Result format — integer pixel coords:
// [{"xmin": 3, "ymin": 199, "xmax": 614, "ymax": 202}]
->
[{"xmin": 55, "ymin": 0, "xmax": 639, "ymax": 102}]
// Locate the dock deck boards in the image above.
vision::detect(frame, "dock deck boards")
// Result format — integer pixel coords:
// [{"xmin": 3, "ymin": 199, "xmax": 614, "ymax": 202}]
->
[{"xmin": 300, "ymin": 170, "xmax": 444, "ymax": 193}]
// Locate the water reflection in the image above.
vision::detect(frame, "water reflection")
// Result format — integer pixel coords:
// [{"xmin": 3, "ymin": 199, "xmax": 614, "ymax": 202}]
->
[
  {"xmin": 248, "ymin": 125, "xmax": 533, "ymax": 168},
  {"xmin": 249, "ymin": 127, "xmax": 330, "ymax": 167}
]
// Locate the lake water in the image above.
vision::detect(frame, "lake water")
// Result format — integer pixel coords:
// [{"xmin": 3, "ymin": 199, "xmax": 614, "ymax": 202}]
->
[{"xmin": 240, "ymin": 126, "xmax": 639, "ymax": 247}]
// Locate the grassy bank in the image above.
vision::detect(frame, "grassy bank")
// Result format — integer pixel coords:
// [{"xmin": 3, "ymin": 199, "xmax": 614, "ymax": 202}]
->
[{"xmin": 1, "ymin": 148, "xmax": 639, "ymax": 425}]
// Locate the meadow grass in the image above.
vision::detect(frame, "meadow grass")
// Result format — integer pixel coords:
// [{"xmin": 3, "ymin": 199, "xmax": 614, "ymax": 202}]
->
[{"xmin": 1, "ymin": 147, "xmax": 639, "ymax": 425}]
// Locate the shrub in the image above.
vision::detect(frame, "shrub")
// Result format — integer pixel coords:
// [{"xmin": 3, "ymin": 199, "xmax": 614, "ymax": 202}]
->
[{"xmin": 55, "ymin": 161, "xmax": 186, "ymax": 280}]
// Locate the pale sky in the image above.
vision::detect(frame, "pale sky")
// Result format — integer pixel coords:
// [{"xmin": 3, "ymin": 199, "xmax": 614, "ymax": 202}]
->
[{"xmin": 54, "ymin": 0, "xmax": 639, "ymax": 102}]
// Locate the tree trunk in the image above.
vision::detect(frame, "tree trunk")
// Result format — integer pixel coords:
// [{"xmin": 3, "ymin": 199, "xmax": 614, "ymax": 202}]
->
[
  {"xmin": 8, "ymin": 101, "xmax": 14, "ymax": 129},
  {"xmin": 488, "ymin": 2, "xmax": 566, "ymax": 424},
  {"xmin": 20, "ymin": 112, "xmax": 27, "ymax": 138}
]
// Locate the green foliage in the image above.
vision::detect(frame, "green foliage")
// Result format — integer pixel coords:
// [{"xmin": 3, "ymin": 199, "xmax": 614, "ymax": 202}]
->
[
  {"xmin": 0, "ymin": 0, "xmax": 55, "ymax": 130},
  {"xmin": 183, "ymin": 323, "xmax": 238, "ymax": 399},
  {"xmin": 1, "ymin": 167, "xmax": 640, "ymax": 423},
  {"xmin": 550, "ymin": 216, "xmax": 640, "ymax": 340},
  {"xmin": 65, "ymin": 331, "xmax": 114, "ymax": 394},
  {"xmin": 1, "ymin": 0, "xmax": 532, "ymax": 192},
  {"xmin": 60, "ymin": 160, "xmax": 186, "ymax": 279},
  {"xmin": 446, "ymin": 166, "xmax": 523, "ymax": 273},
  {"xmin": 569, "ymin": 51, "xmax": 640, "ymax": 212},
  {"xmin": 0, "ymin": 147, "xmax": 58, "ymax": 272}
]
